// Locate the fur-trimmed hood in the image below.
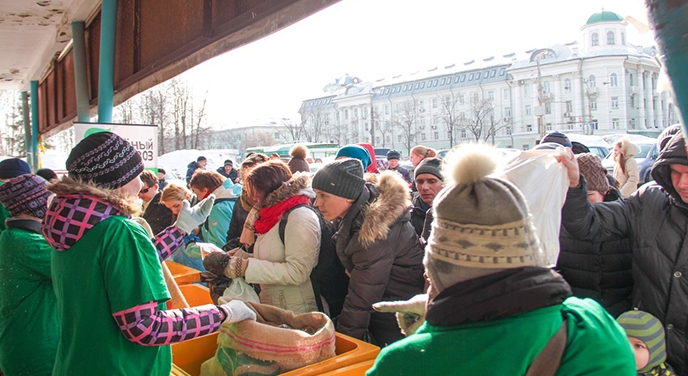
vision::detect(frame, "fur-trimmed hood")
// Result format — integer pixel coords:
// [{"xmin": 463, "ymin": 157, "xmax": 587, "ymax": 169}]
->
[
  {"xmin": 614, "ymin": 138, "xmax": 639, "ymax": 160},
  {"xmin": 42, "ymin": 177, "xmax": 139, "ymax": 251},
  {"xmin": 356, "ymin": 171, "xmax": 411, "ymax": 246},
  {"xmin": 259, "ymin": 173, "xmax": 313, "ymax": 209}
]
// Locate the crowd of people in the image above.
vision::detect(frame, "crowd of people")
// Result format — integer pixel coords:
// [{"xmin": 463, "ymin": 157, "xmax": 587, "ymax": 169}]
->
[{"xmin": 0, "ymin": 128, "xmax": 687, "ymax": 375}]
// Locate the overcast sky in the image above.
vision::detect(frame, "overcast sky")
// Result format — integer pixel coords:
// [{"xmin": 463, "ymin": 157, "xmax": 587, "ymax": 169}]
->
[{"xmin": 182, "ymin": 0, "xmax": 655, "ymax": 129}]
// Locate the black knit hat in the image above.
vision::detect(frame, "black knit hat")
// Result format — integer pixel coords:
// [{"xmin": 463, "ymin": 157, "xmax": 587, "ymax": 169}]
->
[
  {"xmin": 312, "ymin": 158, "xmax": 365, "ymax": 200},
  {"xmin": 541, "ymin": 131, "xmax": 572, "ymax": 148},
  {"xmin": 66, "ymin": 131, "xmax": 144, "ymax": 189},
  {"xmin": 197, "ymin": 156, "xmax": 207, "ymax": 162},
  {"xmin": 414, "ymin": 157, "xmax": 443, "ymax": 181},
  {"xmin": 0, "ymin": 174, "xmax": 51, "ymax": 219},
  {"xmin": 386, "ymin": 149, "xmax": 401, "ymax": 160},
  {"xmin": 0, "ymin": 158, "xmax": 31, "ymax": 179}
]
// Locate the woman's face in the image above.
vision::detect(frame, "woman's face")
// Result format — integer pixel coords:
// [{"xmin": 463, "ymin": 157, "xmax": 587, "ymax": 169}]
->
[
  {"xmin": 313, "ymin": 189, "xmax": 354, "ymax": 221},
  {"xmin": 410, "ymin": 152, "xmax": 424, "ymax": 167},
  {"xmin": 164, "ymin": 199, "xmax": 184, "ymax": 216},
  {"xmin": 614, "ymin": 144, "xmax": 621, "ymax": 157}
]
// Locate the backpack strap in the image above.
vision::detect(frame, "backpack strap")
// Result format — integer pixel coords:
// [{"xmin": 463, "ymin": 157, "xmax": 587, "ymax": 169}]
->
[
  {"xmin": 278, "ymin": 204, "xmax": 308, "ymax": 244},
  {"xmin": 526, "ymin": 319, "xmax": 568, "ymax": 376}
]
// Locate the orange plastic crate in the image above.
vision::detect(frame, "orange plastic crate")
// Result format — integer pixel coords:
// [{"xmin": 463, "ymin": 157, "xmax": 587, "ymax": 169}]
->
[
  {"xmin": 165, "ymin": 260, "xmax": 201, "ymax": 285},
  {"xmin": 317, "ymin": 359, "xmax": 375, "ymax": 376},
  {"xmin": 171, "ymin": 284, "xmax": 381, "ymax": 376}
]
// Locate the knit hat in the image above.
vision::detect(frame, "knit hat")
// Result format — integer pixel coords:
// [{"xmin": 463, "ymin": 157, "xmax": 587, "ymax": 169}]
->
[
  {"xmin": 197, "ymin": 156, "xmax": 207, "ymax": 162},
  {"xmin": 571, "ymin": 141, "xmax": 590, "ymax": 154},
  {"xmin": 224, "ymin": 159, "xmax": 233, "ymax": 166},
  {"xmin": 0, "ymin": 174, "xmax": 51, "ymax": 219},
  {"xmin": 576, "ymin": 153, "xmax": 610, "ymax": 194},
  {"xmin": 336, "ymin": 144, "xmax": 372, "ymax": 170},
  {"xmin": 617, "ymin": 310, "xmax": 667, "ymax": 373},
  {"xmin": 425, "ymin": 143, "xmax": 544, "ymax": 292},
  {"xmin": 66, "ymin": 131, "xmax": 144, "ymax": 189},
  {"xmin": 414, "ymin": 157, "xmax": 443, "ymax": 181},
  {"xmin": 0, "ymin": 158, "xmax": 31, "ymax": 179},
  {"xmin": 386, "ymin": 149, "xmax": 402, "ymax": 160},
  {"xmin": 312, "ymin": 158, "xmax": 365, "ymax": 200},
  {"xmin": 541, "ymin": 131, "xmax": 572, "ymax": 148}
]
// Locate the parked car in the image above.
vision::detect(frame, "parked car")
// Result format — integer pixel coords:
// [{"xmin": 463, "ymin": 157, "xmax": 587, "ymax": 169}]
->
[
  {"xmin": 601, "ymin": 140, "xmax": 660, "ymax": 185},
  {"xmin": 586, "ymin": 144, "xmax": 611, "ymax": 160}
]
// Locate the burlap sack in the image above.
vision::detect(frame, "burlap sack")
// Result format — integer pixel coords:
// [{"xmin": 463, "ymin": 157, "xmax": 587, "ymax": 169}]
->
[{"xmin": 216, "ymin": 300, "xmax": 336, "ymax": 372}]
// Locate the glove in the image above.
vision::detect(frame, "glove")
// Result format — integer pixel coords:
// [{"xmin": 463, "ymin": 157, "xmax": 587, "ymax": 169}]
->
[
  {"xmin": 225, "ymin": 257, "xmax": 248, "ymax": 278},
  {"xmin": 174, "ymin": 195, "xmax": 216, "ymax": 234},
  {"xmin": 373, "ymin": 294, "xmax": 428, "ymax": 336},
  {"xmin": 219, "ymin": 299, "xmax": 256, "ymax": 323},
  {"xmin": 203, "ymin": 251, "xmax": 230, "ymax": 276}
]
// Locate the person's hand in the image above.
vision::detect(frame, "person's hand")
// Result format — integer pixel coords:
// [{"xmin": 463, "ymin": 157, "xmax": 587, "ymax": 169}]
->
[
  {"xmin": 373, "ymin": 294, "xmax": 428, "ymax": 336},
  {"xmin": 225, "ymin": 257, "xmax": 249, "ymax": 278},
  {"xmin": 173, "ymin": 195, "xmax": 216, "ymax": 234},
  {"xmin": 203, "ymin": 251, "xmax": 230, "ymax": 276},
  {"xmin": 219, "ymin": 300, "xmax": 256, "ymax": 323},
  {"xmin": 553, "ymin": 147, "xmax": 581, "ymax": 188}
]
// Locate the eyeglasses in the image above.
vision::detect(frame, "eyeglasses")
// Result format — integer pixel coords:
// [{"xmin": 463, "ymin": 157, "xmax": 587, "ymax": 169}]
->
[{"xmin": 139, "ymin": 186, "xmax": 153, "ymax": 195}]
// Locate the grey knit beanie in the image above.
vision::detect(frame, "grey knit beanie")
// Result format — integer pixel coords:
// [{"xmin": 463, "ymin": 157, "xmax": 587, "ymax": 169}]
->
[
  {"xmin": 312, "ymin": 158, "xmax": 365, "ymax": 200},
  {"xmin": 425, "ymin": 143, "xmax": 544, "ymax": 292},
  {"xmin": 414, "ymin": 157, "xmax": 443, "ymax": 181}
]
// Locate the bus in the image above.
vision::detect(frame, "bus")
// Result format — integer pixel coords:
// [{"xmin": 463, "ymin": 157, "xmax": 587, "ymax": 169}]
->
[{"xmin": 245, "ymin": 142, "xmax": 339, "ymax": 161}]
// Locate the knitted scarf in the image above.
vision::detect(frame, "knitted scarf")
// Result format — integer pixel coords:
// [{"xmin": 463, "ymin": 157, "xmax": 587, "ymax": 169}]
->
[{"xmin": 253, "ymin": 195, "xmax": 310, "ymax": 235}]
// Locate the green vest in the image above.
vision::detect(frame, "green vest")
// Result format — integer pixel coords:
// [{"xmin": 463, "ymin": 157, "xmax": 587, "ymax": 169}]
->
[{"xmin": 51, "ymin": 215, "xmax": 171, "ymax": 376}]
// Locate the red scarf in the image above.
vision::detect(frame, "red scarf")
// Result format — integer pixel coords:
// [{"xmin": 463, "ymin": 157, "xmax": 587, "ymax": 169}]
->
[{"xmin": 254, "ymin": 195, "xmax": 311, "ymax": 234}]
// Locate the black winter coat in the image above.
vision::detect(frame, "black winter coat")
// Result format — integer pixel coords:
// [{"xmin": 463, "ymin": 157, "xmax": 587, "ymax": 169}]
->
[
  {"xmin": 556, "ymin": 188, "xmax": 633, "ymax": 318},
  {"xmin": 142, "ymin": 191, "xmax": 175, "ymax": 235},
  {"xmin": 562, "ymin": 132, "xmax": 688, "ymax": 375},
  {"xmin": 334, "ymin": 172, "xmax": 425, "ymax": 345}
]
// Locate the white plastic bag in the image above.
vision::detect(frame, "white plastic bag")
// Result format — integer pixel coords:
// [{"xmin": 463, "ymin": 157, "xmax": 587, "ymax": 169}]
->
[
  {"xmin": 501, "ymin": 149, "xmax": 569, "ymax": 266},
  {"xmin": 218, "ymin": 277, "xmax": 260, "ymax": 304}
]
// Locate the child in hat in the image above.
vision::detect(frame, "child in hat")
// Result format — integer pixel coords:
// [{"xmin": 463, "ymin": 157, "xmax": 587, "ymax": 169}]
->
[{"xmin": 618, "ymin": 310, "xmax": 676, "ymax": 375}]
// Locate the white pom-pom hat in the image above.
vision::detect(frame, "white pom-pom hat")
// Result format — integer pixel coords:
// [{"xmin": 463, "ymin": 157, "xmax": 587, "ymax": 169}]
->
[{"xmin": 425, "ymin": 143, "xmax": 545, "ymax": 291}]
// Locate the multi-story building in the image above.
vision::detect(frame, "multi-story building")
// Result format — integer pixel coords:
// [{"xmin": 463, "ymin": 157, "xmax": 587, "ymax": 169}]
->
[
  {"xmin": 298, "ymin": 10, "xmax": 675, "ymax": 154},
  {"xmin": 209, "ymin": 122, "xmax": 293, "ymax": 150}
]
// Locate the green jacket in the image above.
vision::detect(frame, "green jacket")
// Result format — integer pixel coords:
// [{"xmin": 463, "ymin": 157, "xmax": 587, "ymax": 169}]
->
[
  {"xmin": 367, "ymin": 297, "xmax": 635, "ymax": 376},
  {"xmin": 0, "ymin": 219, "xmax": 58, "ymax": 375}
]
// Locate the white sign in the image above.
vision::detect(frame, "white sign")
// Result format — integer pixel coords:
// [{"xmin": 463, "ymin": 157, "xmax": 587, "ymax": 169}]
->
[{"xmin": 74, "ymin": 123, "xmax": 158, "ymax": 169}]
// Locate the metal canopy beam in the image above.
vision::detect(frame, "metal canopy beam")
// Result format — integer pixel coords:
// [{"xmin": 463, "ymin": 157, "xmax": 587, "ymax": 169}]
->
[{"xmin": 34, "ymin": 0, "xmax": 339, "ymax": 137}]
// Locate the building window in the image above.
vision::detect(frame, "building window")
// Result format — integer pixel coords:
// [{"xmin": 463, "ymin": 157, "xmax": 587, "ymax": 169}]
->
[
  {"xmin": 591, "ymin": 32, "xmax": 599, "ymax": 46},
  {"xmin": 545, "ymin": 103, "xmax": 551, "ymax": 114},
  {"xmin": 505, "ymin": 107, "xmax": 511, "ymax": 117},
  {"xmin": 440, "ymin": 78, "xmax": 446, "ymax": 85},
  {"xmin": 274, "ymin": 132, "xmax": 280, "ymax": 139},
  {"xmin": 421, "ymin": 133, "xmax": 426, "ymax": 141},
  {"xmin": 621, "ymin": 32, "xmax": 626, "ymax": 45},
  {"xmin": 434, "ymin": 132, "xmax": 439, "ymax": 140},
  {"xmin": 421, "ymin": 118, "xmax": 426, "ymax": 126},
  {"xmin": 432, "ymin": 98, "xmax": 438, "ymax": 108},
  {"xmin": 612, "ymin": 119, "xmax": 620, "ymax": 129},
  {"xmin": 566, "ymin": 100, "xmax": 573, "ymax": 113},
  {"xmin": 444, "ymin": 95, "xmax": 451, "ymax": 106},
  {"xmin": 607, "ymin": 31, "xmax": 615, "ymax": 45},
  {"xmin": 525, "ymin": 105, "xmax": 532, "ymax": 115},
  {"xmin": 460, "ymin": 75, "xmax": 466, "ymax": 82},
  {"xmin": 506, "ymin": 126, "xmax": 512, "ymax": 135},
  {"xmin": 398, "ymin": 134, "xmax": 402, "ymax": 142},
  {"xmin": 354, "ymin": 108, "xmax": 358, "ymax": 118},
  {"xmin": 344, "ymin": 110, "xmax": 349, "ymax": 120},
  {"xmin": 472, "ymin": 92, "xmax": 479, "ymax": 102},
  {"xmin": 543, "ymin": 81, "xmax": 550, "ymax": 94},
  {"xmin": 385, "ymin": 135, "xmax": 391, "ymax": 143},
  {"xmin": 433, "ymin": 80, "xmax": 438, "ymax": 87},
  {"xmin": 631, "ymin": 96, "xmax": 635, "ymax": 108},
  {"xmin": 488, "ymin": 91, "xmax": 495, "ymax": 101},
  {"xmin": 546, "ymin": 123, "xmax": 552, "ymax": 131},
  {"xmin": 454, "ymin": 76, "xmax": 460, "ymax": 83},
  {"xmin": 526, "ymin": 124, "xmax": 533, "ymax": 132},
  {"xmin": 461, "ymin": 130, "xmax": 467, "ymax": 138},
  {"xmin": 384, "ymin": 105, "xmax": 389, "ymax": 115},
  {"xmin": 490, "ymin": 69, "xmax": 496, "ymax": 78},
  {"xmin": 503, "ymin": 88, "xmax": 510, "ymax": 100},
  {"xmin": 376, "ymin": 136, "xmax": 380, "ymax": 144},
  {"xmin": 459, "ymin": 94, "xmax": 465, "ymax": 105},
  {"xmin": 611, "ymin": 96, "xmax": 619, "ymax": 109},
  {"xmin": 468, "ymin": 73, "xmax": 474, "ymax": 81},
  {"xmin": 395, "ymin": 104, "xmax": 400, "ymax": 113},
  {"xmin": 523, "ymin": 84, "xmax": 529, "ymax": 97},
  {"xmin": 483, "ymin": 71, "xmax": 489, "ymax": 79},
  {"xmin": 590, "ymin": 99, "xmax": 597, "ymax": 110},
  {"xmin": 564, "ymin": 78, "xmax": 572, "ymax": 92},
  {"xmin": 588, "ymin": 75, "xmax": 596, "ymax": 87}
]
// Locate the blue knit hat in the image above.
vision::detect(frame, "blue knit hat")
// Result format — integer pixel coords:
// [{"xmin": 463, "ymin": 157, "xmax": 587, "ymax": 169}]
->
[
  {"xmin": 336, "ymin": 144, "xmax": 372, "ymax": 170},
  {"xmin": 617, "ymin": 310, "xmax": 667, "ymax": 373},
  {"xmin": 0, "ymin": 158, "xmax": 31, "ymax": 179}
]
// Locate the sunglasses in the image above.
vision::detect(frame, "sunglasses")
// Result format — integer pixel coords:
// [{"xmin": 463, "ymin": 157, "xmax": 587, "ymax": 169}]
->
[{"xmin": 139, "ymin": 186, "xmax": 153, "ymax": 195}]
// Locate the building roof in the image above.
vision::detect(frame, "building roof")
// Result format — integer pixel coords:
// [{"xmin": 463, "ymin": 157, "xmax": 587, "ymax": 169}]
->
[{"xmin": 586, "ymin": 11, "xmax": 623, "ymax": 25}]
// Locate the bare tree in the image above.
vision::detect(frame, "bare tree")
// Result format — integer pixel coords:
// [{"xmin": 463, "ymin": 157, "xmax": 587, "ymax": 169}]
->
[
  {"xmin": 438, "ymin": 93, "xmax": 461, "ymax": 147},
  {"xmin": 301, "ymin": 108, "xmax": 330, "ymax": 143},
  {"xmin": 240, "ymin": 131, "xmax": 276, "ymax": 151},
  {"xmin": 379, "ymin": 119, "xmax": 394, "ymax": 148},
  {"xmin": 394, "ymin": 99, "xmax": 421, "ymax": 155},
  {"xmin": 1, "ymin": 91, "xmax": 24, "ymax": 156},
  {"xmin": 281, "ymin": 118, "xmax": 303, "ymax": 142},
  {"xmin": 459, "ymin": 98, "xmax": 506, "ymax": 143}
]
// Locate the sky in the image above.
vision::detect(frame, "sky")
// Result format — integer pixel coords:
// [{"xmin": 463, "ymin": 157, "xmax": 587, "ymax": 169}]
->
[{"xmin": 180, "ymin": 0, "xmax": 655, "ymax": 130}]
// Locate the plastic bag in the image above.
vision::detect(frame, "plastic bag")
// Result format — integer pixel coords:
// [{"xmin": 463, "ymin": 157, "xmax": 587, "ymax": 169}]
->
[
  {"xmin": 218, "ymin": 277, "xmax": 260, "ymax": 304},
  {"xmin": 501, "ymin": 148, "xmax": 569, "ymax": 266}
]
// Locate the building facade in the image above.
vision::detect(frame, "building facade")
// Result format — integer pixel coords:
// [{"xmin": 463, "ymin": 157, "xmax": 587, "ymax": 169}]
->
[{"xmin": 298, "ymin": 11, "xmax": 675, "ymax": 155}]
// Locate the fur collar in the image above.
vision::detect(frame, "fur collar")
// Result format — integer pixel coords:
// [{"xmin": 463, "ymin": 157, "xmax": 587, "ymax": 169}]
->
[
  {"xmin": 358, "ymin": 171, "xmax": 411, "ymax": 246},
  {"xmin": 259, "ymin": 173, "xmax": 312, "ymax": 209},
  {"xmin": 48, "ymin": 177, "xmax": 141, "ymax": 215}
]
